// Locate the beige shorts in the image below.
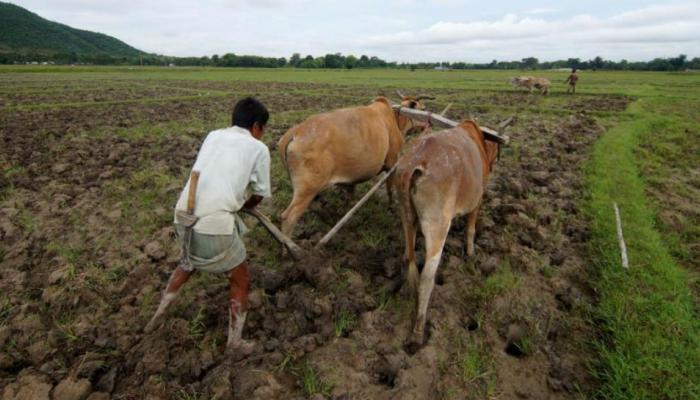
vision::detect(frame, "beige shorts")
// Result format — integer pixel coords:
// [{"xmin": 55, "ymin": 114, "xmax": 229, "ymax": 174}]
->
[{"xmin": 174, "ymin": 216, "xmax": 247, "ymax": 274}]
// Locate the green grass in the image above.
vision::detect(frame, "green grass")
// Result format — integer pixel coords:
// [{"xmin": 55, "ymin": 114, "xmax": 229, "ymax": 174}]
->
[
  {"xmin": 2, "ymin": 65, "xmax": 697, "ymax": 97},
  {"xmin": 188, "ymin": 306, "xmax": 207, "ymax": 340},
  {"xmin": 0, "ymin": 296, "xmax": 14, "ymax": 326},
  {"xmin": 298, "ymin": 360, "xmax": 333, "ymax": 397},
  {"xmin": 585, "ymin": 99, "xmax": 700, "ymax": 399},
  {"xmin": 476, "ymin": 259, "xmax": 519, "ymax": 300},
  {"xmin": 174, "ymin": 388, "xmax": 202, "ymax": 400},
  {"xmin": 457, "ymin": 336, "xmax": 491, "ymax": 384},
  {"xmin": 333, "ymin": 309, "xmax": 357, "ymax": 337},
  {"xmin": 634, "ymin": 100, "xmax": 700, "ymax": 272}
]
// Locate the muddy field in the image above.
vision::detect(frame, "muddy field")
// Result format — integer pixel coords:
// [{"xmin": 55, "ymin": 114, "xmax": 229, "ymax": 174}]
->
[{"xmin": 0, "ymin": 75, "xmax": 629, "ymax": 399}]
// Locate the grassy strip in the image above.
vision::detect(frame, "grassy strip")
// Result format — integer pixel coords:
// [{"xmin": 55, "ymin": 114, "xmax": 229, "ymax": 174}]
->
[{"xmin": 586, "ymin": 100, "xmax": 700, "ymax": 399}]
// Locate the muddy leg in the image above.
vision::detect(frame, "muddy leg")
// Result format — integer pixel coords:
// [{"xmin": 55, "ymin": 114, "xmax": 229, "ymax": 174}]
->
[
  {"xmin": 465, "ymin": 206, "xmax": 479, "ymax": 257},
  {"xmin": 411, "ymin": 219, "xmax": 450, "ymax": 345},
  {"xmin": 400, "ymin": 203, "xmax": 419, "ymax": 296},
  {"xmin": 145, "ymin": 266, "xmax": 193, "ymax": 332},
  {"xmin": 226, "ymin": 261, "xmax": 255, "ymax": 355}
]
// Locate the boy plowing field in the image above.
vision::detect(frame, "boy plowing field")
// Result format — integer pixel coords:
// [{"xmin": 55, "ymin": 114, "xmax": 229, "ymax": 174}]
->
[{"xmin": 145, "ymin": 97, "xmax": 271, "ymax": 356}]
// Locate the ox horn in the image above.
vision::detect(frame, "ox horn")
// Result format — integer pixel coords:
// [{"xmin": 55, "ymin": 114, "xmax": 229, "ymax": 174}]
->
[
  {"xmin": 415, "ymin": 95, "xmax": 436, "ymax": 101},
  {"xmin": 396, "ymin": 89, "xmax": 406, "ymax": 99}
]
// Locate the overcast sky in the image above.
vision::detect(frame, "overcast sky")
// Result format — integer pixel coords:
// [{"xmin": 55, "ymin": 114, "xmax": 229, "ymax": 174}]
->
[{"xmin": 11, "ymin": 0, "xmax": 700, "ymax": 62}]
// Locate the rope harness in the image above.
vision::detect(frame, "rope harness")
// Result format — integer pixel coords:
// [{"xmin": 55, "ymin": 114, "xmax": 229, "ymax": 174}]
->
[
  {"xmin": 177, "ymin": 171, "xmax": 201, "ymax": 271},
  {"xmin": 175, "ymin": 209, "xmax": 198, "ymax": 271}
]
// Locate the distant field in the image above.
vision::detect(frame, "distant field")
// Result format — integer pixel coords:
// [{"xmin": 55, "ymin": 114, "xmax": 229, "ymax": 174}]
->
[{"xmin": 0, "ymin": 66, "xmax": 698, "ymax": 399}]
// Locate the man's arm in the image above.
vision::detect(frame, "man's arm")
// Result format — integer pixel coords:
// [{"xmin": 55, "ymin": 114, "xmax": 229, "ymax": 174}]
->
[
  {"xmin": 245, "ymin": 148, "xmax": 272, "ymax": 210},
  {"xmin": 243, "ymin": 194, "xmax": 264, "ymax": 210}
]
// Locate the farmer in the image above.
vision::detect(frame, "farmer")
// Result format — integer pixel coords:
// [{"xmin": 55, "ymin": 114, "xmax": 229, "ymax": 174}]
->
[
  {"xmin": 145, "ymin": 97, "xmax": 271, "ymax": 356},
  {"xmin": 565, "ymin": 68, "xmax": 579, "ymax": 94}
]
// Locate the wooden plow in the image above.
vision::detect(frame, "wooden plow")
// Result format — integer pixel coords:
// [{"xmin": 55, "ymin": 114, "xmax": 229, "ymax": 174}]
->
[{"xmin": 247, "ymin": 108, "xmax": 514, "ymax": 257}]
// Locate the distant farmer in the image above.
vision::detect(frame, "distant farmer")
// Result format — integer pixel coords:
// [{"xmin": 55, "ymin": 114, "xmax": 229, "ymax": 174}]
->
[
  {"xmin": 145, "ymin": 97, "xmax": 271, "ymax": 356},
  {"xmin": 565, "ymin": 68, "xmax": 579, "ymax": 94}
]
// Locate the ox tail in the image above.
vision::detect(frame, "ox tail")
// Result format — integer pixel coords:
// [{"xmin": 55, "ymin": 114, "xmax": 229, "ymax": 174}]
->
[
  {"xmin": 399, "ymin": 165, "xmax": 424, "ymax": 294},
  {"xmin": 278, "ymin": 131, "xmax": 295, "ymax": 183}
]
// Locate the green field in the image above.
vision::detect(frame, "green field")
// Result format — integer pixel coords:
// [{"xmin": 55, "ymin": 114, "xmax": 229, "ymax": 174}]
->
[{"xmin": 0, "ymin": 66, "xmax": 698, "ymax": 399}]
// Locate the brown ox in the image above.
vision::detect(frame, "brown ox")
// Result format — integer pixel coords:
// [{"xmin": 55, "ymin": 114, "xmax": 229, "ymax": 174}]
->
[
  {"xmin": 396, "ymin": 120, "xmax": 499, "ymax": 345},
  {"xmin": 278, "ymin": 94, "xmax": 430, "ymax": 239},
  {"xmin": 509, "ymin": 76, "xmax": 550, "ymax": 94}
]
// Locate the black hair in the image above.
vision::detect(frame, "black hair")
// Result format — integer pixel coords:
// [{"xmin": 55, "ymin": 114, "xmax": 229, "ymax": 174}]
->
[
  {"xmin": 572, "ymin": 68, "xmax": 577, "ymax": 73},
  {"xmin": 232, "ymin": 97, "xmax": 269, "ymax": 130}
]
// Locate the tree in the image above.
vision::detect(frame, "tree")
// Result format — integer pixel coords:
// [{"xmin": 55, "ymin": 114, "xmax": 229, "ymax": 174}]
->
[
  {"xmin": 299, "ymin": 55, "xmax": 316, "ymax": 68},
  {"xmin": 358, "ymin": 55, "xmax": 370, "ymax": 68},
  {"xmin": 289, "ymin": 53, "xmax": 301, "ymax": 67},
  {"xmin": 344, "ymin": 55, "xmax": 358, "ymax": 69},
  {"xmin": 566, "ymin": 58, "xmax": 580, "ymax": 69},
  {"xmin": 688, "ymin": 57, "xmax": 700, "ymax": 70},
  {"xmin": 669, "ymin": 54, "xmax": 687, "ymax": 71},
  {"xmin": 323, "ymin": 53, "xmax": 344, "ymax": 68},
  {"xmin": 648, "ymin": 58, "xmax": 672, "ymax": 71},
  {"xmin": 521, "ymin": 57, "xmax": 538, "ymax": 69},
  {"xmin": 590, "ymin": 56, "xmax": 604, "ymax": 70}
]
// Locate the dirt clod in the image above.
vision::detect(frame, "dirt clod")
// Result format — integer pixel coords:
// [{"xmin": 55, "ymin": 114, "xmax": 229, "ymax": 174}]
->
[
  {"xmin": 52, "ymin": 377, "xmax": 92, "ymax": 400},
  {"xmin": 2, "ymin": 371, "xmax": 53, "ymax": 400},
  {"xmin": 144, "ymin": 241, "xmax": 166, "ymax": 261}
]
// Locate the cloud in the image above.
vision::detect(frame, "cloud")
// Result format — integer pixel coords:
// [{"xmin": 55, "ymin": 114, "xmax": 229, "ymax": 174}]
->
[
  {"xmin": 524, "ymin": 8, "xmax": 556, "ymax": 15},
  {"xmin": 10, "ymin": 0, "xmax": 700, "ymax": 61},
  {"xmin": 361, "ymin": 3, "xmax": 700, "ymax": 62}
]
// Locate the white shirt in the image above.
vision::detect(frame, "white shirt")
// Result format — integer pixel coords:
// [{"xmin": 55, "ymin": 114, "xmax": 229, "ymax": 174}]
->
[{"xmin": 174, "ymin": 125, "xmax": 271, "ymax": 235}]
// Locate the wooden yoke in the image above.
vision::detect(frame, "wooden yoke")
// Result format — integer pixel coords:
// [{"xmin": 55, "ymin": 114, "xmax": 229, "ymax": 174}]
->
[{"xmin": 391, "ymin": 104, "xmax": 512, "ymax": 144}]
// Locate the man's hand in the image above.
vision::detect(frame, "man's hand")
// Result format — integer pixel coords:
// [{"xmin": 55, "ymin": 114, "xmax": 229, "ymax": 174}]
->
[{"xmin": 243, "ymin": 194, "xmax": 264, "ymax": 210}]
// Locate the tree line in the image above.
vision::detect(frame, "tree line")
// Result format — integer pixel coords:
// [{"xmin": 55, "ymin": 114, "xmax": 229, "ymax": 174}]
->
[{"xmin": 1, "ymin": 51, "xmax": 697, "ymax": 71}]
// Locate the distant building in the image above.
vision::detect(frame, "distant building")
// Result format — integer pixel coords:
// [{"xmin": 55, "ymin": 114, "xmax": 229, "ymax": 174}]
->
[{"xmin": 434, "ymin": 65, "xmax": 450, "ymax": 71}]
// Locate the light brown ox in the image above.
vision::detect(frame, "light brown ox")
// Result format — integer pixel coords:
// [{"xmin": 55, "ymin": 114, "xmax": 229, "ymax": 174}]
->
[
  {"xmin": 509, "ymin": 76, "xmax": 550, "ymax": 94},
  {"xmin": 278, "ymin": 94, "xmax": 431, "ymax": 239},
  {"xmin": 395, "ymin": 120, "xmax": 499, "ymax": 345}
]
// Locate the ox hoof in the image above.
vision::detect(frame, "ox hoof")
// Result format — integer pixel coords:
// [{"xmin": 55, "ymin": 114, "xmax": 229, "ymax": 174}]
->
[
  {"xmin": 405, "ymin": 334, "xmax": 424, "ymax": 355},
  {"xmin": 404, "ymin": 328, "xmax": 426, "ymax": 354}
]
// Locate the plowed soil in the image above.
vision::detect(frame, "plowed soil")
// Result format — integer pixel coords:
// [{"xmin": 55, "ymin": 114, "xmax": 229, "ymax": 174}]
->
[{"xmin": 0, "ymin": 78, "xmax": 626, "ymax": 399}]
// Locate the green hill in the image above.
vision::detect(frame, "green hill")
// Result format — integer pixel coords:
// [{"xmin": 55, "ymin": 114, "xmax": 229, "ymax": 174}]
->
[{"xmin": 0, "ymin": 1, "xmax": 145, "ymax": 57}]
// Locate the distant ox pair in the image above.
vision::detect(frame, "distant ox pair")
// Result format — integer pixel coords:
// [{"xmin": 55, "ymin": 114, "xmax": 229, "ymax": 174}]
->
[
  {"xmin": 278, "ymin": 93, "xmax": 500, "ymax": 347},
  {"xmin": 509, "ymin": 76, "xmax": 551, "ymax": 94}
]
